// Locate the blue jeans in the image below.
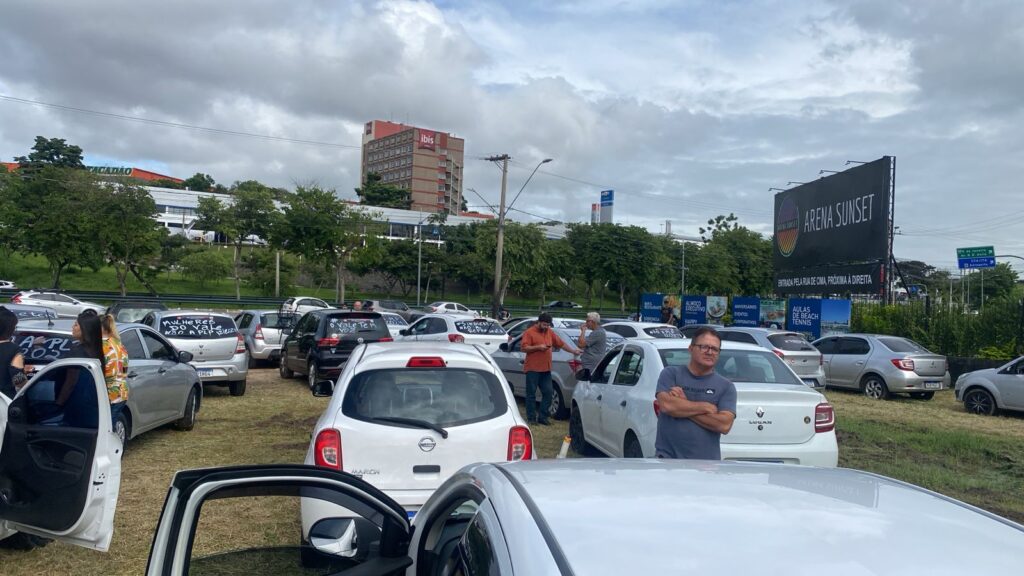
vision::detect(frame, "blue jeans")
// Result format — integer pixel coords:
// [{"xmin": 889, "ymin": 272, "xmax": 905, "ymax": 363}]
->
[{"xmin": 524, "ymin": 371, "xmax": 552, "ymax": 422}]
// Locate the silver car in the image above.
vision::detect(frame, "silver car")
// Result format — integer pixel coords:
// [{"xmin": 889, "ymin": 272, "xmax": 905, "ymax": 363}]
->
[
  {"xmin": 11, "ymin": 289, "xmax": 105, "ymax": 317},
  {"xmin": 142, "ymin": 310, "xmax": 248, "ymax": 396},
  {"xmin": 234, "ymin": 309, "xmax": 298, "ymax": 366},
  {"xmin": 955, "ymin": 356, "xmax": 1024, "ymax": 415},
  {"xmin": 363, "ymin": 299, "xmax": 413, "ymax": 320},
  {"xmin": 503, "ymin": 316, "xmax": 586, "ymax": 341},
  {"xmin": 492, "ymin": 327, "xmax": 623, "ymax": 420},
  {"xmin": 813, "ymin": 334, "xmax": 950, "ymax": 399},
  {"xmin": 719, "ymin": 327, "xmax": 825, "ymax": 388},
  {"xmin": 279, "ymin": 296, "xmax": 332, "ymax": 315}
]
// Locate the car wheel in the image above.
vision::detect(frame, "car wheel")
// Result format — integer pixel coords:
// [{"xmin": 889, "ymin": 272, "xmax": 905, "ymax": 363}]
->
[
  {"xmin": 550, "ymin": 387, "xmax": 569, "ymax": 420},
  {"xmin": 113, "ymin": 410, "xmax": 130, "ymax": 447},
  {"xmin": 569, "ymin": 406, "xmax": 598, "ymax": 456},
  {"xmin": 0, "ymin": 532, "xmax": 51, "ymax": 550},
  {"xmin": 862, "ymin": 375, "xmax": 889, "ymax": 400},
  {"xmin": 909, "ymin": 391, "xmax": 935, "ymax": 400},
  {"xmin": 307, "ymin": 361, "xmax": 318, "ymax": 390},
  {"xmin": 229, "ymin": 379, "xmax": 247, "ymax": 396},
  {"xmin": 623, "ymin": 432, "xmax": 644, "ymax": 458},
  {"xmin": 279, "ymin": 356, "xmax": 294, "ymax": 379},
  {"xmin": 247, "ymin": 350, "xmax": 257, "ymax": 369},
  {"xmin": 964, "ymin": 388, "xmax": 997, "ymax": 416},
  {"xmin": 174, "ymin": 388, "xmax": 199, "ymax": 431}
]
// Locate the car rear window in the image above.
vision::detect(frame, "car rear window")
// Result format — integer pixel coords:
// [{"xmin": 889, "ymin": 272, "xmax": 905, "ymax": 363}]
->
[
  {"xmin": 644, "ymin": 326, "xmax": 682, "ymax": 338},
  {"xmin": 455, "ymin": 320, "xmax": 505, "ymax": 335},
  {"xmin": 382, "ymin": 314, "xmax": 408, "ymax": 327},
  {"xmin": 382, "ymin": 300, "xmax": 408, "ymax": 311},
  {"xmin": 115, "ymin": 306, "xmax": 162, "ymax": 323},
  {"xmin": 158, "ymin": 315, "xmax": 238, "ymax": 339},
  {"xmin": 9, "ymin": 307, "xmax": 57, "ymax": 320},
  {"xmin": 878, "ymin": 337, "xmax": 930, "ymax": 353},
  {"xmin": 560, "ymin": 320, "xmax": 584, "ymax": 329},
  {"xmin": 326, "ymin": 314, "xmax": 389, "ymax": 335},
  {"xmin": 767, "ymin": 333, "xmax": 816, "ymax": 351},
  {"xmin": 658, "ymin": 348, "xmax": 802, "ymax": 385},
  {"xmin": 342, "ymin": 368, "xmax": 507, "ymax": 427},
  {"xmin": 14, "ymin": 330, "xmax": 75, "ymax": 365},
  {"xmin": 261, "ymin": 313, "xmax": 297, "ymax": 329}
]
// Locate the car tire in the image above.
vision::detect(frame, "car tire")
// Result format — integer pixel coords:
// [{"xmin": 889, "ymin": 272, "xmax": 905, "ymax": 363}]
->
[
  {"xmin": 550, "ymin": 387, "xmax": 569, "ymax": 420},
  {"xmin": 307, "ymin": 361, "xmax": 318, "ymax": 391},
  {"xmin": 113, "ymin": 410, "xmax": 130, "ymax": 448},
  {"xmin": 247, "ymin": 350, "xmax": 257, "ymax": 369},
  {"xmin": 0, "ymin": 532, "xmax": 51, "ymax": 550},
  {"xmin": 229, "ymin": 379, "xmax": 247, "ymax": 396},
  {"xmin": 174, "ymin": 388, "xmax": 199, "ymax": 431},
  {"xmin": 280, "ymin": 356, "xmax": 294, "ymax": 379},
  {"xmin": 862, "ymin": 375, "xmax": 889, "ymax": 400},
  {"xmin": 909, "ymin": 391, "xmax": 935, "ymax": 400},
  {"xmin": 963, "ymin": 388, "xmax": 997, "ymax": 416},
  {"xmin": 569, "ymin": 406, "xmax": 598, "ymax": 456},
  {"xmin": 623, "ymin": 432, "xmax": 644, "ymax": 458}
]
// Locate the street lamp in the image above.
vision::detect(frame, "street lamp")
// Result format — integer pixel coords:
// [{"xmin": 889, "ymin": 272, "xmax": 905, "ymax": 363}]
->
[{"xmin": 415, "ymin": 212, "xmax": 433, "ymax": 307}]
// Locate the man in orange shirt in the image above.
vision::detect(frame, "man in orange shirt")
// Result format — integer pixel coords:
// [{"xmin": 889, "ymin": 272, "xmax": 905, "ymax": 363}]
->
[{"xmin": 521, "ymin": 313, "xmax": 581, "ymax": 425}]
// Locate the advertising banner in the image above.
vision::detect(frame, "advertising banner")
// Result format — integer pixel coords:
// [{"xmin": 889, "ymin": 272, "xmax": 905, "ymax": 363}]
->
[
  {"xmin": 775, "ymin": 262, "xmax": 883, "ymax": 295},
  {"xmin": 759, "ymin": 299, "xmax": 786, "ymax": 328},
  {"xmin": 731, "ymin": 297, "xmax": 761, "ymax": 327},
  {"xmin": 786, "ymin": 299, "xmax": 822, "ymax": 340},
  {"xmin": 706, "ymin": 296, "xmax": 727, "ymax": 325},
  {"xmin": 773, "ymin": 157, "xmax": 891, "ymax": 270},
  {"xmin": 640, "ymin": 293, "xmax": 665, "ymax": 322},
  {"xmin": 418, "ymin": 129, "xmax": 436, "ymax": 150},
  {"xmin": 820, "ymin": 299, "xmax": 852, "ymax": 338},
  {"xmin": 682, "ymin": 296, "xmax": 707, "ymax": 326}
]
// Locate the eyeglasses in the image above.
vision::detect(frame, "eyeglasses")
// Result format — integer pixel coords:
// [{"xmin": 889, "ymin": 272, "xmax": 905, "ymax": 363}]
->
[{"xmin": 693, "ymin": 344, "xmax": 721, "ymax": 354}]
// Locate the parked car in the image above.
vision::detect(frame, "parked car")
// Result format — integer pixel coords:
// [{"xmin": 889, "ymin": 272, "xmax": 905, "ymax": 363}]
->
[
  {"xmin": 0, "ymin": 279, "xmax": 16, "ymax": 289},
  {"xmin": 141, "ymin": 310, "xmax": 248, "ymax": 396},
  {"xmin": 571, "ymin": 339, "xmax": 838, "ymax": 466},
  {"xmin": 362, "ymin": 299, "xmax": 413, "ymax": 320},
  {"xmin": 543, "ymin": 300, "xmax": 582, "ymax": 309},
  {"xmin": 812, "ymin": 334, "xmax": 950, "ymax": 399},
  {"xmin": 502, "ymin": 316, "xmax": 585, "ymax": 341},
  {"xmin": 11, "ymin": 319, "xmax": 201, "ymax": 446},
  {"xmin": 680, "ymin": 323, "xmax": 720, "ymax": 338},
  {"xmin": 603, "ymin": 320, "xmax": 683, "ymax": 339},
  {"xmin": 279, "ymin": 310, "xmax": 392, "ymax": 389},
  {"xmin": 106, "ymin": 300, "xmax": 168, "ymax": 323},
  {"xmin": 379, "ymin": 311, "xmax": 410, "ymax": 339},
  {"xmin": 423, "ymin": 301, "xmax": 479, "ymax": 317},
  {"xmin": 234, "ymin": 310, "xmax": 298, "ymax": 367},
  {"xmin": 280, "ymin": 296, "xmax": 332, "ymax": 315},
  {"xmin": 493, "ymin": 327, "xmax": 625, "ymax": 420},
  {"xmin": 18, "ymin": 458, "xmax": 1024, "ymax": 573},
  {"xmin": 302, "ymin": 341, "xmax": 532, "ymax": 533},
  {"xmin": 718, "ymin": 327, "xmax": 825, "ymax": 388},
  {"xmin": 10, "ymin": 289, "xmax": 104, "ymax": 318},
  {"xmin": 399, "ymin": 314, "xmax": 506, "ymax": 353},
  {"xmin": 955, "ymin": 355, "xmax": 1024, "ymax": 415},
  {"xmin": 2, "ymin": 302, "xmax": 58, "ymax": 321}
]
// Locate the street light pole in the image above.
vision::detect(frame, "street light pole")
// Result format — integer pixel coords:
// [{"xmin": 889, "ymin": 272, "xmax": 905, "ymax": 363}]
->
[{"xmin": 486, "ymin": 155, "xmax": 510, "ymax": 319}]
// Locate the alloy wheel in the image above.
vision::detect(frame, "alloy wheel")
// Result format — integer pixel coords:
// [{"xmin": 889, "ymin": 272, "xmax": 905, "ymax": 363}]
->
[{"xmin": 964, "ymin": 389, "xmax": 996, "ymax": 415}]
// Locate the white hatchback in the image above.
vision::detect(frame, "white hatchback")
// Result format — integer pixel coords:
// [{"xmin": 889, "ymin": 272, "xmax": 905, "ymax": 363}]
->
[
  {"xmin": 571, "ymin": 339, "xmax": 838, "ymax": 466},
  {"xmin": 603, "ymin": 321, "xmax": 683, "ymax": 340},
  {"xmin": 399, "ymin": 314, "xmax": 507, "ymax": 354},
  {"xmin": 302, "ymin": 341, "xmax": 532, "ymax": 533}
]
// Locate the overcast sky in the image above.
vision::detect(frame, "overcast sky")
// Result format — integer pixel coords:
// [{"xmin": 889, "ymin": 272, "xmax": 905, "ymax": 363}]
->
[{"xmin": 1, "ymin": 0, "xmax": 1021, "ymax": 274}]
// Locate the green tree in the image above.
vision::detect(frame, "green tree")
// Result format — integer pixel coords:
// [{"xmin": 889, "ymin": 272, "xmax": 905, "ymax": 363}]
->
[
  {"xmin": 14, "ymin": 136, "xmax": 85, "ymax": 173},
  {"xmin": 97, "ymin": 183, "xmax": 164, "ymax": 296},
  {"xmin": 566, "ymin": 223, "xmax": 606, "ymax": 306},
  {"xmin": 243, "ymin": 250, "xmax": 297, "ymax": 296},
  {"xmin": 183, "ymin": 173, "xmax": 217, "ymax": 192},
  {"xmin": 180, "ymin": 250, "xmax": 232, "ymax": 287},
  {"xmin": 355, "ymin": 172, "xmax": 412, "ymax": 210},
  {"xmin": 969, "ymin": 263, "xmax": 1018, "ymax": 307},
  {"xmin": 474, "ymin": 221, "xmax": 547, "ymax": 306},
  {"xmin": 601, "ymin": 225, "xmax": 659, "ymax": 311},
  {"xmin": 147, "ymin": 178, "xmax": 184, "ymax": 189},
  {"xmin": 698, "ymin": 213, "xmax": 739, "ymax": 241}
]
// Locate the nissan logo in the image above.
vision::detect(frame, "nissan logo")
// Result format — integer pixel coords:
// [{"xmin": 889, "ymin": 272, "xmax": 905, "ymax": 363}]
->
[
  {"xmin": 418, "ymin": 437, "xmax": 437, "ymax": 452},
  {"xmin": 755, "ymin": 407, "xmax": 766, "ymax": 418}
]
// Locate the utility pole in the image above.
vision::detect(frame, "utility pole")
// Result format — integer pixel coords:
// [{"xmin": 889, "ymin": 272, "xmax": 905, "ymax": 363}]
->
[
  {"xmin": 680, "ymin": 244, "xmax": 686, "ymax": 297},
  {"xmin": 485, "ymin": 154, "xmax": 510, "ymax": 319},
  {"xmin": 416, "ymin": 214, "xmax": 424, "ymax": 307}
]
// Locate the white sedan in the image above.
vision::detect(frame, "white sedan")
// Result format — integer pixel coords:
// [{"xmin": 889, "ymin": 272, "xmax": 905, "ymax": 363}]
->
[
  {"xmin": 423, "ymin": 301, "xmax": 480, "ymax": 317},
  {"xmin": 602, "ymin": 320, "xmax": 683, "ymax": 339},
  {"xmin": 570, "ymin": 339, "xmax": 838, "ymax": 466},
  {"xmin": 399, "ymin": 314, "xmax": 507, "ymax": 354}
]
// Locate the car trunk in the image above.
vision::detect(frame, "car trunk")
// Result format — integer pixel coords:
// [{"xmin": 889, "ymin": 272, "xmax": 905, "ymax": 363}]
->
[
  {"xmin": 159, "ymin": 315, "xmax": 239, "ymax": 361},
  {"xmin": 909, "ymin": 354, "xmax": 947, "ymax": 377},
  {"xmin": 323, "ymin": 314, "xmax": 390, "ymax": 355},
  {"xmin": 454, "ymin": 319, "xmax": 506, "ymax": 353},
  {"xmin": 779, "ymin": 350, "xmax": 822, "ymax": 377},
  {"xmin": 724, "ymin": 384, "xmax": 821, "ymax": 446}
]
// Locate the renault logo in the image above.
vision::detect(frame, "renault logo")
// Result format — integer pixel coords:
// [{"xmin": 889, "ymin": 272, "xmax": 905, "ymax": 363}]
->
[
  {"xmin": 755, "ymin": 407, "xmax": 765, "ymax": 418},
  {"xmin": 418, "ymin": 437, "xmax": 437, "ymax": 452}
]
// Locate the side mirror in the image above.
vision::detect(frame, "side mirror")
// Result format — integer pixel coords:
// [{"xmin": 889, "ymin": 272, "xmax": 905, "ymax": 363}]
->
[
  {"xmin": 309, "ymin": 517, "xmax": 380, "ymax": 561},
  {"xmin": 399, "ymin": 329, "xmax": 409, "ymax": 337},
  {"xmin": 499, "ymin": 343, "xmax": 509, "ymax": 352},
  {"xmin": 312, "ymin": 379, "xmax": 335, "ymax": 397},
  {"xmin": 178, "ymin": 350, "xmax": 194, "ymax": 363}
]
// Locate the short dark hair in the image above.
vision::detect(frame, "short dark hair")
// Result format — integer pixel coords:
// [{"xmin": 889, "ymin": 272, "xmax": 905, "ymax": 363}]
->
[
  {"xmin": 690, "ymin": 326, "xmax": 721, "ymax": 345},
  {"xmin": 537, "ymin": 312, "xmax": 553, "ymax": 324},
  {"xmin": 0, "ymin": 306, "xmax": 17, "ymax": 340}
]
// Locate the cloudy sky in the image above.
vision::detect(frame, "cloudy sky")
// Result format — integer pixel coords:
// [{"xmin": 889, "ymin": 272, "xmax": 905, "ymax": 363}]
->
[{"xmin": 1, "ymin": 0, "xmax": 1021, "ymax": 273}]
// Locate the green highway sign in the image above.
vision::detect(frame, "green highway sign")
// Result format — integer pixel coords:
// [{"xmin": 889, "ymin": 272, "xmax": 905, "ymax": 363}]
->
[{"xmin": 957, "ymin": 246, "xmax": 996, "ymax": 269}]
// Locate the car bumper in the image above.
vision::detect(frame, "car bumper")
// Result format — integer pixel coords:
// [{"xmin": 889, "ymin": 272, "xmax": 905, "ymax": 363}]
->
[
  {"xmin": 249, "ymin": 342, "xmax": 282, "ymax": 360},
  {"xmin": 885, "ymin": 371, "xmax": 951, "ymax": 393},
  {"xmin": 191, "ymin": 353, "xmax": 248, "ymax": 382},
  {"xmin": 722, "ymin": 430, "xmax": 839, "ymax": 468}
]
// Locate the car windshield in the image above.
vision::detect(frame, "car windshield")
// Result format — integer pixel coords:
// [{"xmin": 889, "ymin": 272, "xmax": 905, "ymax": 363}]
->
[
  {"xmin": 644, "ymin": 326, "xmax": 682, "ymax": 338},
  {"xmin": 342, "ymin": 368, "xmax": 507, "ymax": 427},
  {"xmin": 14, "ymin": 329, "xmax": 75, "ymax": 365},
  {"xmin": 159, "ymin": 315, "xmax": 238, "ymax": 339},
  {"xmin": 767, "ymin": 333, "xmax": 816, "ymax": 351},
  {"xmin": 382, "ymin": 314, "xmax": 408, "ymax": 326},
  {"xmin": 454, "ymin": 320, "xmax": 504, "ymax": 335},
  {"xmin": 326, "ymin": 314, "xmax": 388, "ymax": 335},
  {"xmin": 658, "ymin": 348, "xmax": 803, "ymax": 385},
  {"xmin": 115, "ymin": 306, "xmax": 163, "ymax": 323},
  {"xmin": 382, "ymin": 300, "xmax": 409, "ymax": 311},
  {"xmin": 878, "ymin": 337, "xmax": 931, "ymax": 354},
  {"xmin": 261, "ymin": 312, "xmax": 297, "ymax": 329}
]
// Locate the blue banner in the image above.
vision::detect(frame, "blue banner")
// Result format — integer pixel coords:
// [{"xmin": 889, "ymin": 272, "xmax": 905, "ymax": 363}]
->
[
  {"xmin": 682, "ymin": 295, "xmax": 707, "ymax": 326},
  {"xmin": 640, "ymin": 293, "xmax": 665, "ymax": 322},
  {"xmin": 731, "ymin": 297, "xmax": 760, "ymax": 327},
  {"xmin": 786, "ymin": 299, "xmax": 822, "ymax": 340}
]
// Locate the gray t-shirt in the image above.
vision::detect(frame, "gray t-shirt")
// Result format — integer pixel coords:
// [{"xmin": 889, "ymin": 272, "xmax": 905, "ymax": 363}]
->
[
  {"xmin": 578, "ymin": 327, "xmax": 608, "ymax": 371},
  {"xmin": 654, "ymin": 365, "xmax": 737, "ymax": 460}
]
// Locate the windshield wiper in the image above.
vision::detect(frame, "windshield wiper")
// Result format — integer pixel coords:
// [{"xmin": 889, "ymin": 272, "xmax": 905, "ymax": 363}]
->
[{"xmin": 369, "ymin": 417, "xmax": 449, "ymax": 439}]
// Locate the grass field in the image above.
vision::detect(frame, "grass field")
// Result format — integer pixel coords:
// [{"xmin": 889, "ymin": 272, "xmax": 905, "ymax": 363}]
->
[{"xmin": 2, "ymin": 368, "xmax": 1021, "ymax": 574}]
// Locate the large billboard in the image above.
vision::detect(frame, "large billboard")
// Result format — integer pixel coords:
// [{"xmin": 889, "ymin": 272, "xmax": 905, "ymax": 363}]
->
[{"xmin": 773, "ymin": 157, "xmax": 891, "ymax": 273}]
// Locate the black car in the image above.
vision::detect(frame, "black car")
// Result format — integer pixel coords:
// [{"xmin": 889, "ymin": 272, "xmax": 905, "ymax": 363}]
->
[
  {"xmin": 107, "ymin": 300, "xmax": 169, "ymax": 323},
  {"xmin": 544, "ymin": 300, "xmax": 582, "ymax": 309},
  {"xmin": 278, "ymin": 310, "xmax": 392, "ymax": 389}
]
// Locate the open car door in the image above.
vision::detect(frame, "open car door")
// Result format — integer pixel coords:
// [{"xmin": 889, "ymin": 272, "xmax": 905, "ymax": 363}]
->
[
  {"xmin": 0, "ymin": 358, "xmax": 122, "ymax": 551},
  {"xmin": 145, "ymin": 464, "xmax": 413, "ymax": 576}
]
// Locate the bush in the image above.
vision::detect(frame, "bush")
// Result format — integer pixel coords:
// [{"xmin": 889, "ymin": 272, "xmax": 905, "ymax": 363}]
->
[
  {"xmin": 243, "ymin": 250, "xmax": 297, "ymax": 296},
  {"xmin": 179, "ymin": 250, "xmax": 232, "ymax": 287}
]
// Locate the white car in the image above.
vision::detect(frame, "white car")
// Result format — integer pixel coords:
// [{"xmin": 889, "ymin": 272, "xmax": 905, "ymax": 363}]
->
[
  {"xmin": 602, "ymin": 320, "xmax": 683, "ymax": 340},
  {"xmin": 423, "ymin": 301, "xmax": 479, "ymax": 317},
  {"xmin": 280, "ymin": 296, "xmax": 332, "ymax": 315},
  {"xmin": 10, "ymin": 289, "xmax": 105, "ymax": 318},
  {"xmin": 380, "ymin": 311, "xmax": 410, "ymax": 339},
  {"xmin": 0, "ymin": 279, "xmax": 16, "ymax": 290},
  {"xmin": 399, "ymin": 314, "xmax": 507, "ymax": 354},
  {"xmin": 301, "ymin": 341, "xmax": 532, "ymax": 533},
  {"xmin": 570, "ymin": 339, "xmax": 838, "ymax": 466},
  {"xmin": 503, "ymin": 316, "xmax": 585, "ymax": 340}
]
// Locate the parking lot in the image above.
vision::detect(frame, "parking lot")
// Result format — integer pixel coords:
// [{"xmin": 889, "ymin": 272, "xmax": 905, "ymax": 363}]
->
[{"xmin": 3, "ymin": 365, "xmax": 1023, "ymax": 575}]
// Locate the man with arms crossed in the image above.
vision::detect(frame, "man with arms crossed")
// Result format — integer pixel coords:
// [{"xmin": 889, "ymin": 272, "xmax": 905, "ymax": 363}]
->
[{"xmin": 655, "ymin": 327, "xmax": 736, "ymax": 459}]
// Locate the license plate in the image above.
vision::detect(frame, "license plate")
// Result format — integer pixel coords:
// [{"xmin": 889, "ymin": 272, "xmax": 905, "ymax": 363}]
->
[
  {"xmin": 924, "ymin": 381, "xmax": 942, "ymax": 390},
  {"xmin": 197, "ymin": 368, "xmax": 214, "ymax": 377}
]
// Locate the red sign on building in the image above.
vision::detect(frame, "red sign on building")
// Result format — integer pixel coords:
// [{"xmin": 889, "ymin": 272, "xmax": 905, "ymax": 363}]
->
[{"xmin": 418, "ymin": 129, "xmax": 436, "ymax": 150}]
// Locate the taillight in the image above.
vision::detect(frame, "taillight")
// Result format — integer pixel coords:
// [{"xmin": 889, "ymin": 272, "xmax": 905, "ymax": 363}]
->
[
  {"xmin": 891, "ymin": 358, "xmax": 915, "ymax": 371},
  {"xmin": 568, "ymin": 359, "xmax": 582, "ymax": 373},
  {"xmin": 235, "ymin": 334, "xmax": 246, "ymax": 354},
  {"xmin": 378, "ymin": 336, "xmax": 393, "ymax": 342},
  {"xmin": 653, "ymin": 400, "xmax": 661, "ymax": 417},
  {"xmin": 772, "ymin": 349, "xmax": 785, "ymax": 359},
  {"xmin": 11, "ymin": 294, "xmax": 21, "ymax": 303},
  {"xmin": 448, "ymin": 334, "xmax": 465, "ymax": 343},
  {"xmin": 814, "ymin": 403, "xmax": 835, "ymax": 433},
  {"xmin": 318, "ymin": 337, "xmax": 340, "ymax": 348},
  {"xmin": 508, "ymin": 426, "xmax": 533, "ymax": 461},
  {"xmin": 314, "ymin": 428, "xmax": 342, "ymax": 470},
  {"xmin": 254, "ymin": 324, "xmax": 264, "ymax": 341}
]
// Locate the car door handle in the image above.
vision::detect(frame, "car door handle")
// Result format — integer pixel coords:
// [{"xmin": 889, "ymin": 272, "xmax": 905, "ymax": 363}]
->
[
  {"xmin": 620, "ymin": 400, "xmax": 627, "ymax": 407},
  {"xmin": 855, "ymin": 361, "xmax": 864, "ymax": 365},
  {"xmin": 127, "ymin": 372, "xmax": 139, "ymax": 379},
  {"xmin": 158, "ymin": 367, "xmax": 168, "ymax": 374}
]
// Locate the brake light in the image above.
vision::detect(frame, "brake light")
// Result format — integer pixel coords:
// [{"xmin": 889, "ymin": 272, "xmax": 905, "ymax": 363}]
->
[
  {"xmin": 378, "ymin": 337, "xmax": 393, "ymax": 342},
  {"xmin": 314, "ymin": 428, "xmax": 342, "ymax": 470},
  {"xmin": 772, "ymin": 349, "xmax": 785, "ymax": 359},
  {"xmin": 235, "ymin": 334, "xmax": 246, "ymax": 354},
  {"xmin": 254, "ymin": 324, "xmax": 264, "ymax": 341},
  {"xmin": 448, "ymin": 333, "xmax": 465, "ymax": 343},
  {"xmin": 318, "ymin": 337, "xmax": 340, "ymax": 348},
  {"xmin": 653, "ymin": 400, "xmax": 661, "ymax": 417},
  {"xmin": 891, "ymin": 358, "xmax": 915, "ymax": 371},
  {"xmin": 407, "ymin": 356, "xmax": 446, "ymax": 368},
  {"xmin": 507, "ymin": 426, "xmax": 533, "ymax": 461},
  {"xmin": 11, "ymin": 294, "xmax": 21, "ymax": 303},
  {"xmin": 568, "ymin": 359, "xmax": 582, "ymax": 373},
  {"xmin": 814, "ymin": 403, "xmax": 835, "ymax": 433}
]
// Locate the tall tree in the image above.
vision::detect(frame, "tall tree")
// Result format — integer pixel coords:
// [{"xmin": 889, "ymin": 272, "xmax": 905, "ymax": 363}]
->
[
  {"xmin": 566, "ymin": 223, "xmax": 606, "ymax": 306},
  {"xmin": 355, "ymin": 172, "xmax": 413, "ymax": 210},
  {"xmin": 97, "ymin": 183, "xmax": 164, "ymax": 296},
  {"xmin": 183, "ymin": 172, "xmax": 217, "ymax": 192},
  {"xmin": 14, "ymin": 136, "xmax": 85, "ymax": 173},
  {"xmin": 474, "ymin": 221, "xmax": 547, "ymax": 306}
]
